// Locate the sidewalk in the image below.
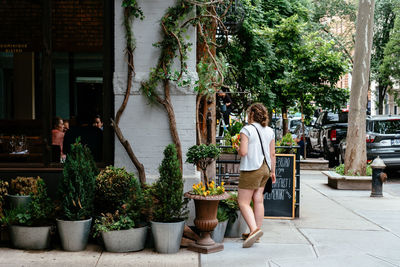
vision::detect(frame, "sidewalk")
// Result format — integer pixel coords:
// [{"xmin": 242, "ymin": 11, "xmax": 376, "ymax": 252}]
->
[
  {"xmin": 1, "ymin": 170, "xmax": 400, "ymax": 266},
  {"xmin": 202, "ymin": 170, "xmax": 400, "ymax": 267}
]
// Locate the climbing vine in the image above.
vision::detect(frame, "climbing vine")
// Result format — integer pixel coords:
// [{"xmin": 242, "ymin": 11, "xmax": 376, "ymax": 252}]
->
[
  {"xmin": 140, "ymin": 0, "xmax": 232, "ymax": 170},
  {"xmin": 111, "ymin": 0, "xmax": 146, "ymax": 185}
]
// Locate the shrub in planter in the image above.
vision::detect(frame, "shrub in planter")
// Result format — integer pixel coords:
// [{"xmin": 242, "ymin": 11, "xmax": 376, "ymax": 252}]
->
[
  {"xmin": 93, "ymin": 169, "xmax": 150, "ymax": 252},
  {"xmin": 276, "ymin": 133, "xmax": 297, "ymax": 154},
  {"xmin": 95, "ymin": 166, "xmax": 142, "ymax": 215},
  {"xmin": 150, "ymin": 144, "xmax": 188, "ymax": 253},
  {"xmin": 8, "ymin": 176, "xmax": 41, "ymax": 210},
  {"xmin": 58, "ymin": 138, "xmax": 98, "ymax": 220},
  {"xmin": 186, "ymin": 144, "xmax": 220, "ymax": 186},
  {"xmin": 2, "ymin": 178, "xmax": 54, "ymax": 249},
  {"xmin": 57, "ymin": 138, "xmax": 98, "ymax": 251},
  {"xmin": 0, "ymin": 180, "xmax": 8, "ymax": 219}
]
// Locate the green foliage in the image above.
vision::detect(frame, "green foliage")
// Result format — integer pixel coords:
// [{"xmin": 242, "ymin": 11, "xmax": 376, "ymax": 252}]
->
[
  {"xmin": 58, "ymin": 138, "xmax": 98, "ymax": 220},
  {"xmin": 93, "ymin": 209, "xmax": 135, "ymax": 236},
  {"xmin": 217, "ymin": 205, "xmax": 229, "ymax": 222},
  {"xmin": 122, "ymin": 0, "xmax": 144, "ymax": 51},
  {"xmin": 151, "ymin": 144, "xmax": 188, "ymax": 223},
  {"xmin": 335, "ymin": 164, "xmax": 373, "ymax": 176},
  {"xmin": 276, "ymin": 133, "xmax": 298, "ymax": 154},
  {"xmin": 9, "ymin": 176, "xmax": 40, "ymax": 196},
  {"xmin": 219, "ymin": 192, "xmax": 239, "ymax": 223},
  {"xmin": 95, "ymin": 166, "xmax": 139, "ymax": 215},
  {"xmin": 186, "ymin": 144, "xmax": 220, "ymax": 170},
  {"xmin": 3, "ymin": 178, "xmax": 54, "ymax": 226},
  {"xmin": 0, "ymin": 180, "xmax": 8, "ymax": 219}
]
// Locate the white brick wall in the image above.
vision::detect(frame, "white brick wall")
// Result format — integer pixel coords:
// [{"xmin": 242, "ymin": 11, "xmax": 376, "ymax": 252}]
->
[{"xmin": 113, "ymin": 0, "xmax": 199, "ymax": 183}]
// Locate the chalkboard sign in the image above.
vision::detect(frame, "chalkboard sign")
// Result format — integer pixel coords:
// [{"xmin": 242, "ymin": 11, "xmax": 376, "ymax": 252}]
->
[{"xmin": 264, "ymin": 154, "xmax": 296, "ymax": 219}]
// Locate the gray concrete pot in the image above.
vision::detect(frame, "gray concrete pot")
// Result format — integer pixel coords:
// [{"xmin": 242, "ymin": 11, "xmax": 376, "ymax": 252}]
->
[
  {"xmin": 101, "ymin": 226, "xmax": 148, "ymax": 252},
  {"xmin": 225, "ymin": 210, "xmax": 249, "ymax": 238},
  {"xmin": 151, "ymin": 221, "xmax": 184, "ymax": 254},
  {"xmin": 7, "ymin": 195, "xmax": 31, "ymax": 210},
  {"xmin": 9, "ymin": 225, "xmax": 51, "ymax": 250},
  {"xmin": 57, "ymin": 218, "xmax": 92, "ymax": 251},
  {"xmin": 211, "ymin": 220, "xmax": 228, "ymax": 243}
]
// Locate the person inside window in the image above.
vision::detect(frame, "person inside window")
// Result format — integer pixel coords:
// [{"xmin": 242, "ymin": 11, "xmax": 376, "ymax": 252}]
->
[
  {"xmin": 217, "ymin": 89, "xmax": 232, "ymax": 126},
  {"xmin": 52, "ymin": 116, "xmax": 65, "ymax": 160},
  {"xmin": 93, "ymin": 115, "xmax": 103, "ymax": 130},
  {"xmin": 63, "ymin": 119, "xmax": 69, "ymax": 133}
]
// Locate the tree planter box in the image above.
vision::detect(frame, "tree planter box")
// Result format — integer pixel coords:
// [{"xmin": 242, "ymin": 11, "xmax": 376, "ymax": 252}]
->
[
  {"xmin": 9, "ymin": 225, "xmax": 51, "ymax": 250},
  {"xmin": 101, "ymin": 226, "xmax": 147, "ymax": 253},
  {"xmin": 322, "ymin": 171, "xmax": 371, "ymax": 190}
]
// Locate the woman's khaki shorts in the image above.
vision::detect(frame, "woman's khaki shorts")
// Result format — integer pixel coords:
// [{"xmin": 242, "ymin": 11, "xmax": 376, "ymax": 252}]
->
[{"xmin": 239, "ymin": 161, "xmax": 270, "ymax": 189}]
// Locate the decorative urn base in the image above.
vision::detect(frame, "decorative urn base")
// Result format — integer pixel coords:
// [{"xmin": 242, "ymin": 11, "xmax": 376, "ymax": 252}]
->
[{"xmin": 184, "ymin": 192, "xmax": 229, "ymax": 254}]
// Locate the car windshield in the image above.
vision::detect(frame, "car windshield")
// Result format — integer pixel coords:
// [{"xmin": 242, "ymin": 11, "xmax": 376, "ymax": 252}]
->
[
  {"xmin": 290, "ymin": 120, "xmax": 301, "ymax": 128},
  {"xmin": 326, "ymin": 112, "xmax": 348, "ymax": 123},
  {"xmin": 372, "ymin": 120, "xmax": 400, "ymax": 134}
]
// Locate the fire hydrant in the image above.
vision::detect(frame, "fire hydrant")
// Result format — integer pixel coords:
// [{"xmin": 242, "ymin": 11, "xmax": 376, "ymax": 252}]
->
[{"xmin": 370, "ymin": 156, "xmax": 386, "ymax": 197}]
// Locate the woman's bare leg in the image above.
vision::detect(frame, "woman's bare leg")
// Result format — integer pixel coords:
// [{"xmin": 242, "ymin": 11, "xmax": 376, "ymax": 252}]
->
[
  {"xmin": 238, "ymin": 188, "xmax": 257, "ymax": 233},
  {"xmin": 252, "ymin": 187, "xmax": 265, "ymax": 228}
]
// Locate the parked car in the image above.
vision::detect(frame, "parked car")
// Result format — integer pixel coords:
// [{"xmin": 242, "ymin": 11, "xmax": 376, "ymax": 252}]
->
[
  {"xmin": 339, "ymin": 115, "xmax": 400, "ymax": 171},
  {"xmin": 309, "ymin": 110, "xmax": 348, "ymax": 166}
]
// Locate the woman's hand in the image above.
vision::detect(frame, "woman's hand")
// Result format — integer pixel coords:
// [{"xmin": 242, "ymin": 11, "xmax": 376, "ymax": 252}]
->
[{"xmin": 270, "ymin": 172, "xmax": 276, "ymax": 184}]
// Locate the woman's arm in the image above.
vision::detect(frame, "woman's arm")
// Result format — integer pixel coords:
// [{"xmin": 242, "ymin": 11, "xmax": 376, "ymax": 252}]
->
[
  {"xmin": 269, "ymin": 138, "xmax": 276, "ymax": 183},
  {"xmin": 238, "ymin": 133, "xmax": 248, "ymax": 157}
]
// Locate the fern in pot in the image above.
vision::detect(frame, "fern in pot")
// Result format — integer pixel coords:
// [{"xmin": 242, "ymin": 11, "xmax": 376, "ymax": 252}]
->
[
  {"xmin": 57, "ymin": 138, "xmax": 98, "ymax": 251},
  {"xmin": 93, "ymin": 166, "xmax": 149, "ymax": 252}
]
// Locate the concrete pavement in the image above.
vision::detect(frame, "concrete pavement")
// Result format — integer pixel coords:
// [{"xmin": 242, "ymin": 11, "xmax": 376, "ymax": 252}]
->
[
  {"xmin": 1, "ymin": 170, "xmax": 400, "ymax": 266},
  {"xmin": 202, "ymin": 170, "xmax": 400, "ymax": 267}
]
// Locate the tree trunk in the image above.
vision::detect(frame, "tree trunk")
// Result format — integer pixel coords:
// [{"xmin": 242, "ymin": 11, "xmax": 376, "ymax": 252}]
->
[
  {"xmin": 344, "ymin": 0, "xmax": 375, "ymax": 175},
  {"xmin": 378, "ymin": 83, "xmax": 387, "ymax": 115},
  {"xmin": 281, "ymin": 107, "xmax": 289, "ymax": 136}
]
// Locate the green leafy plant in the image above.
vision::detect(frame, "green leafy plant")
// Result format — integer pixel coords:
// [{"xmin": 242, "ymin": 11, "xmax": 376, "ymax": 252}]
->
[
  {"xmin": 219, "ymin": 192, "xmax": 239, "ymax": 223},
  {"xmin": 151, "ymin": 144, "xmax": 188, "ymax": 223},
  {"xmin": 335, "ymin": 164, "xmax": 373, "ymax": 176},
  {"xmin": 95, "ymin": 166, "xmax": 140, "ymax": 215},
  {"xmin": 58, "ymin": 138, "xmax": 98, "ymax": 220},
  {"xmin": 186, "ymin": 144, "xmax": 220, "ymax": 188},
  {"xmin": 93, "ymin": 209, "xmax": 135, "ymax": 237},
  {"xmin": 0, "ymin": 180, "xmax": 8, "ymax": 219},
  {"xmin": 3, "ymin": 178, "xmax": 54, "ymax": 226},
  {"xmin": 9, "ymin": 176, "xmax": 40, "ymax": 196},
  {"xmin": 216, "ymin": 205, "xmax": 229, "ymax": 222},
  {"xmin": 276, "ymin": 133, "xmax": 298, "ymax": 154}
]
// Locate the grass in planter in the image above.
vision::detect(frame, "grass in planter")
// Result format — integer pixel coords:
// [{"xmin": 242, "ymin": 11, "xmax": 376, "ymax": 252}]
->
[{"xmin": 335, "ymin": 164, "xmax": 373, "ymax": 176}]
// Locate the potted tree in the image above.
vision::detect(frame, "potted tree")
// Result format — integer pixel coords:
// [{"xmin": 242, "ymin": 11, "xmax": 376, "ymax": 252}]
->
[
  {"xmin": 7, "ymin": 176, "xmax": 40, "ymax": 210},
  {"xmin": 185, "ymin": 144, "xmax": 229, "ymax": 253},
  {"xmin": 3, "ymin": 178, "xmax": 54, "ymax": 250},
  {"xmin": 150, "ymin": 144, "xmax": 188, "ymax": 254},
  {"xmin": 93, "ymin": 166, "xmax": 149, "ymax": 252},
  {"xmin": 57, "ymin": 138, "xmax": 98, "ymax": 251}
]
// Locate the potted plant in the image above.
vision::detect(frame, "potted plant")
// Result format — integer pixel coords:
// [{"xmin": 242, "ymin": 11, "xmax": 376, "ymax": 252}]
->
[
  {"xmin": 185, "ymin": 144, "xmax": 229, "ymax": 253},
  {"xmin": 210, "ymin": 204, "xmax": 229, "ymax": 243},
  {"xmin": 150, "ymin": 144, "xmax": 188, "ymax": 254},
  {"xmin": 0, "ymin": 180, "xmax": 8, "ymax": 242},
  {"xmin": 93, "ymin": 166, "xmax": 149, "ymax": 252},
  {"xmin": 276, "ymin": 133, "xmax": 298, "ymax": 154},
  {"xmin": 7, "ymin": 176, "xmax": 40, "ymax": 210},
  {"xmin": 57, "ymin": 138, "xmax": 98, "ymax": 251},
  {"xmin": 3, "ymin": 178, "xmax": 54, "ymax": 250},
  {"xmin": 222, "ymin": 192, "xmax": 249, "ymax": 238}
]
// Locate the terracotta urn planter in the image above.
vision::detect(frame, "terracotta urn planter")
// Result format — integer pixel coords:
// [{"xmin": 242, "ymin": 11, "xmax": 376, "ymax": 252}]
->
[{"xmin": 184, "ymin": 192, "xmax": 229, "ymax": 254}]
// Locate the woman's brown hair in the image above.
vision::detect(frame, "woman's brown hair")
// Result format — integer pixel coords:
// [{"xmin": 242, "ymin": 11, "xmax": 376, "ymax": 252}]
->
[{"xmin": 247, "ymin": 103, "xmax": 269, "ymax": 127}]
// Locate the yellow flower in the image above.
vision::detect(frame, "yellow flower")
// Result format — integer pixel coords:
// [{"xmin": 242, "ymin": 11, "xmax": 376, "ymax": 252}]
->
[{"xmin": 221, "ymin": 182, "xmax": 225, "ymax": 186}]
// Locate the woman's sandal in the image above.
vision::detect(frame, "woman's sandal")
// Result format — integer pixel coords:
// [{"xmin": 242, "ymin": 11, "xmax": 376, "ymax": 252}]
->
[
  {"xmin": 242, "ymin": 232, "xmax": 261, "ymax": 243},
  {"xmin": 242, "ymin": 228, "xmax": 263, "ymax": 248}
]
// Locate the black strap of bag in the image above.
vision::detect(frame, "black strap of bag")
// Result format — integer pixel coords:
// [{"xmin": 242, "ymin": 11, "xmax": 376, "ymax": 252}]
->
[{"xmin": 250, "ymin": 124, "xmax": 273, "ymax": 194}]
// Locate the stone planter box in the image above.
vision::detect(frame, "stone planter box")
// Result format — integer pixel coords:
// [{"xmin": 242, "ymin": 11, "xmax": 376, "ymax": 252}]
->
[{"xmin": 322, "ymin": 171, "xmax": 371, "ymax": 190}]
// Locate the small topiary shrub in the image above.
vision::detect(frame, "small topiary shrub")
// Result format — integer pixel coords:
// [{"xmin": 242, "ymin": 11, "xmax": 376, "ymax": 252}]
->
[
  {"xmin": 151, "ymin": 144, "xmax": 188, "ymax": 223},
  {"xmin": 95, "ymin": 166, "xmax": 139, "ymax": 215},
  {"xmin": 58, "ymin": 138, "xmax": 98, "ymax": 220}
]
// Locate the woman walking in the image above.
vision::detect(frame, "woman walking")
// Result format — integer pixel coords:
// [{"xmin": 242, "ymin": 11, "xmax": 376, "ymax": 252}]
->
[{"xmin": 238, "ymin": 103, "xmax": 276, "ymax": 248}]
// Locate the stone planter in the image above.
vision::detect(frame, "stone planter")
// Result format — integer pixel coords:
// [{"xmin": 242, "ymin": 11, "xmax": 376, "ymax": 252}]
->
[
  {"xmin": 101, "ymin": 226, "xmax": 148, "ymax": 252},
  {"xmin": 7, "ymin": 195, "xmax": 31, "ymax": 210},
  {"xmin": 57, "ymin": 218, "xmax": 92, "ymax": 251},
  {"xmin": 151, "ymin": 221, "xmax": 185, "ymax": 254},
  {"xmin": 9, "ymin": 225, "xmax": 51, "ymax": 250},
  {"xmin": 211, "ymin": 220, "xmax": 228, "ymax": 243},
  {"xmin": 184, "ymin": 192, "xmax": 229, "ymax": 253},
  {"xmin": 225, "ymin": 210, "xmax": 249, "ymax": 238}
]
